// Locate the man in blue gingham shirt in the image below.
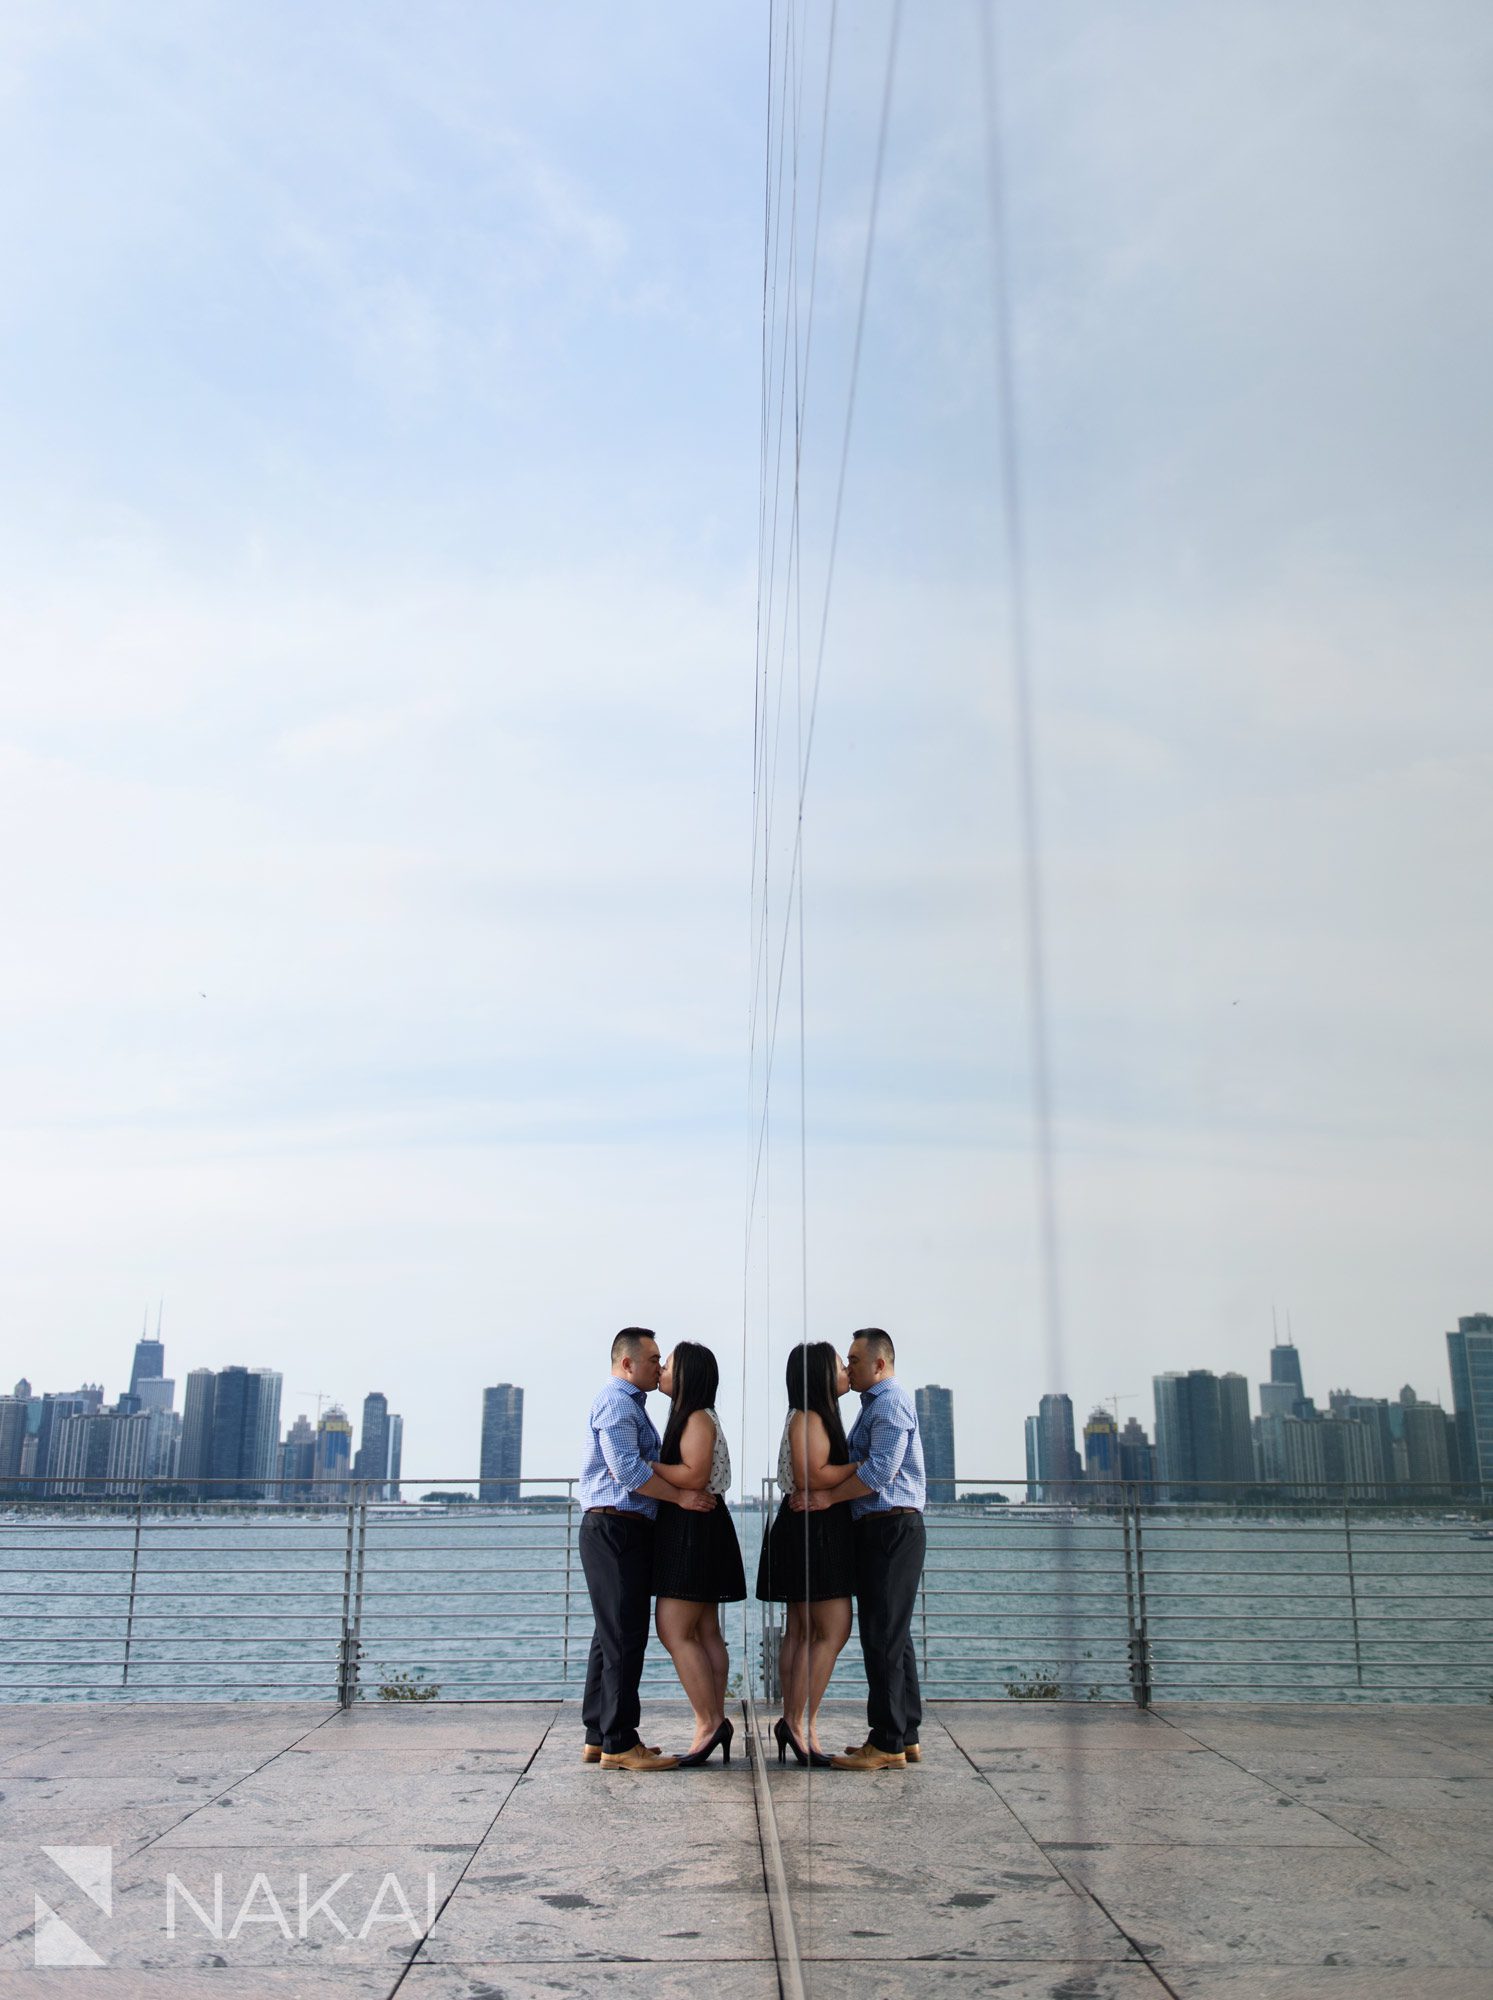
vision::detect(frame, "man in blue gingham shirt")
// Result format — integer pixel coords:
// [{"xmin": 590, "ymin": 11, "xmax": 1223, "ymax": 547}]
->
[{"xmin": 578, "ymin": 1327, "xmax": 715, "ymax": 1768}]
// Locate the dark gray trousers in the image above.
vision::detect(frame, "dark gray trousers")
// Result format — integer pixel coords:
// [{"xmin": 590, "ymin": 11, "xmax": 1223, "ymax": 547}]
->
[
  {"xmin": 580, "ymin": 1510, "xmax": 655, "ymax": 1753},
  {"xmin": 853, "ymin": 1510, "xmax": 925, "ymax": 1753}
]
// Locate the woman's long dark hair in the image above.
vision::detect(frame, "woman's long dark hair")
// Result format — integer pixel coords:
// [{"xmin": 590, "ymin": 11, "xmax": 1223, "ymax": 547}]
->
[
  {"xmin": 658, "ymin": 1341, "xmax": 720, "ymax": 1464},
  {"xmin": 785, "ymin": 1341, "xmax": 849, "ymax": 1464}
]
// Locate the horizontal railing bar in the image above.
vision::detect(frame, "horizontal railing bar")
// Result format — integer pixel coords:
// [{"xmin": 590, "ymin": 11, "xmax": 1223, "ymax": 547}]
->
[{"xmin": 1146, "ymin": 1611, "xmax": 1493, "ymax": 1625}]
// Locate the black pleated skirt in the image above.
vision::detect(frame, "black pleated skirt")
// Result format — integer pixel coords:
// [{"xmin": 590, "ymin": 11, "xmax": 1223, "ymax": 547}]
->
[
  {"xmin": 651, "ymin": 1499, "xmax": 747, "ymax": 1603},
  {"xmin": 754, "ymin": 1495, "xmax": 855, "ymax": 1603}
]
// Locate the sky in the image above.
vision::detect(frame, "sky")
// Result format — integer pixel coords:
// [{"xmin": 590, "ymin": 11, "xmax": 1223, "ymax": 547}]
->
[{"xmin": 1, "ymin": 1, "xmax": 1490, "ymax": 1488}]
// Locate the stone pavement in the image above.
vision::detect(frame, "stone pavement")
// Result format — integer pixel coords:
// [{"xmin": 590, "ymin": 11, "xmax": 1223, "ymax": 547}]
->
[{"xmin": 0, "ymin": 1697, "xmax": 1489, "ymax": 1997}]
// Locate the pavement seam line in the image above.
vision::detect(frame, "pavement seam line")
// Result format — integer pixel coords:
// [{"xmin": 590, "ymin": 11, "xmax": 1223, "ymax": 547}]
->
[
  {"xmin": 384, "ymin": 1700, "xmax": 564, "ymax": 2000},
  {"xmin": 939, "ymin": 1710, "xmax": 1181, "ymax": 2000},
  {"xmin": 743, "ymin": 1690, "xmax": 807, "ymax": 2000}
]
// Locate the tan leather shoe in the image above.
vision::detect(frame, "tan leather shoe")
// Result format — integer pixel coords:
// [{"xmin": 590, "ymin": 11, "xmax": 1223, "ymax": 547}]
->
[
  {"xmin": 599, "ymin": 1744, "xmax": 681, "ymax": 1771},
  {"xmin": 583, "ymin": 1743, "xmax": 659, "ymax": 1762},
  {"xmin": 844, "ymin": 1737, "xmax": 921, "ymax": 1763},
  {"xmin": 831, "ymin": 1744, "xmax": 907, "ymax": 1771}
]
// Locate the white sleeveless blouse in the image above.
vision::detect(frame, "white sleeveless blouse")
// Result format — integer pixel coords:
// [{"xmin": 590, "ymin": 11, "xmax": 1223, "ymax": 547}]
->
[
  {"xmin": 777, "ymin": 1413, "xmax": 797, "ymax": 1495},
  {"xmin": 705, "ymin": 1409, "xmax": 731, "ymax": 1496}
]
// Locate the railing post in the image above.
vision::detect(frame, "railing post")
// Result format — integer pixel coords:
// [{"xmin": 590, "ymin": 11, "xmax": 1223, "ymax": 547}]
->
[
  {"xmin": 1343, "ymin": 1505, "xmax": 1364, "ymax": 1689},
  {"xmin": 562, "ymin": 1480, "xmax": 575, "ymax": 1687},
  {"xmin": 338, "ymin": 1486, "xmax": 367, "ymax": 1708},
  {"xmin": 120, "ymin": 1482, "xmax": 145, "ymax": 1690},
  {"xmin": 1123, "ymin": 1488, "xmax": 1152, "ymax": 1709}
]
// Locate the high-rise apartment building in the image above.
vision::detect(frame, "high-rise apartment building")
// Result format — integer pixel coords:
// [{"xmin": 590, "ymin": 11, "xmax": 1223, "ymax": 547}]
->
[
  {"xmin": 1117, "ymin": 1417, "xmax": 1158, "ymax": 1497},
  {"xmin": 480, "ymin": 1384, "xmax": 525, "ymax": 1501},
  {"xmin": 1153, "ymin": 1370, "xmax": 1255, "ymax": 1501},
  {"xmin": 178, "ymin": 1369, "xmax": 217, "ymax": 1495},
  {"xmin": 314, "ymin": 1405, "xmax": 354, "ymax": 1497},
  {"xmin": 1083, "ymin": 1407, "xmax": 1121, "ymax": 1501},
  {"xmin": 1399, "ymin": 1396, "xmax": 1453, "ymax": 1496},
  {"xmin": 279, "ymin": 1414, "xmax": 317, "ymax": 1499},
  {"xmin": 351, "ymin": 1391, "xmax": 403, "ymax": 1498},
  {"xmin": 1025, "ymin": 1393, "xmax": 1081, "ymax": 1503},
  {"xmin": 0, "ymin": 1396, "xmax": 28, "ymax": 1493},
  {"xmin": 915, "ymin": 1385, "xmax": 956, "ymax": 1503},
  {"xmin": 205, "ymin": 1366, "xmax": 283, "ymax": 1501},
  {"xmin": 1447, "ymin": 1314, "xmax": 1493, "ymax": 1495},
  {"xmin": 1255, "ymin": 1409, "xmax": 1327, "ymax": 1496}
]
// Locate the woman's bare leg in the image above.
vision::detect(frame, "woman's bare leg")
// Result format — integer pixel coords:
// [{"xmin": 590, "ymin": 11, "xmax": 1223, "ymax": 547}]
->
[
  {"xmin": 779, "ymin": 1600, "xmax": 808, "ymax": 1741},
  {"xmin": 804, "ymin": 1597, "xmax": 853, "ymax": 1754},
  {"xmin": 655, "ymin": 1598, "xmax": 723, "ymax": 1751},
  {"xmin": 699, "ymin": 1603, "xmax": 729, "ymax": 1718}
]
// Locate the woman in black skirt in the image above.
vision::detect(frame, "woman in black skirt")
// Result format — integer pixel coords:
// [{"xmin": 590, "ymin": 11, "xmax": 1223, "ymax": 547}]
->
[
  {"xmin": 755, "ymin": 1341, "xmax": 855, "ymax": 1765},
  {"xmin": 649, "ymin": 1341, "xmax": 746, "ymax": 1766}
]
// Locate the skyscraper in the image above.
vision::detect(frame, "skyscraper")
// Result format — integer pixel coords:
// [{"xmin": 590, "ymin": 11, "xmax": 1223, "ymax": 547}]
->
[
  {"xmin": 1153, "ymin": 1370, "xmax": 1256, "ymax": 1501},
  {"xmin": 0, "ymin": 1396, "xmax": 28, "ymax": 1494},
  {"xmin": 480, "ymin": 1384, "xmax": 524, "ymax": 1501},
  {"xmin": 1083, "ymin": 1407, "xmax": 1121, "ymax": 1502},
  {"xmin": 387, "ymin": 1413, "xmax": 404, "ymax": 1498},
  {"xmin": 178, "ymin": 1369, "xmax": 218, "ymax": 1497},
  {"xmin": 314, "ymin": 1405, "xmax": 354, "ymax": 1498},
  {"xmin": 279, "ymin": 1414, "xmax": 317, "ymax": 1500},
  {"xmin": 205, "ymin": 1366, "xmax": 283, "ymax": 1501},
  {"xmin": 1027, "ymin": 1393, "xmax": 1081, "ymax": 1503},
  {"xmin": 1399, "ymin": 1397, "xmax": 1453, "ymax": 1497},
  {"xmin": 354, "ymin": 1393, "xmax": 390, "ymax": 1490},
  {"xmin": 915, "ymin": 1385, "xmax": 956, "ymax": 1503},
  {"xmin": 1447, "ymin": 1313, "xmax": 1493, "ymax": 1495},
  {"xmin": 1117, "ymin": 1417, "xmax": 1158, "ymax": 1498},
  {"xmin": 129, "ymin": 1328, "xmax": 165, "ymax": 1401}
]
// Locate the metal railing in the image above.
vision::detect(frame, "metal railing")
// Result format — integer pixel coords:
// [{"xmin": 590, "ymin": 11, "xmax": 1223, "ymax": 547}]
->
[
  {"xmin": 2, "ymin": 1474, "xmax": 1490, "ymax": 1705},
  {"xmin": 756, "ymin": 1477, "xmax": 1493, "ymax": 1706}
]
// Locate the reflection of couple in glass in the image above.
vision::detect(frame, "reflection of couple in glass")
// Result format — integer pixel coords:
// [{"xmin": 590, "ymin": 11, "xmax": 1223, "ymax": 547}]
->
[
  {"xmin": 577, "ymin": 1322, "xmax": 926, "ymax": 1773},
  {"xmin": 757, "ymin": 1329, "xmax": 927, "ymax": 1770}
]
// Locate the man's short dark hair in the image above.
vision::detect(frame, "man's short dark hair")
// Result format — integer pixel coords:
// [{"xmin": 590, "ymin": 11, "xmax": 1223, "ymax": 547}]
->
[
  {"xmin": 611, "ymin": 1327, "xmax": 658, "ymax": 1365},
  {"xmin": 851, "ymin": 1327, "xmax": 895, "ymax": 1367}
]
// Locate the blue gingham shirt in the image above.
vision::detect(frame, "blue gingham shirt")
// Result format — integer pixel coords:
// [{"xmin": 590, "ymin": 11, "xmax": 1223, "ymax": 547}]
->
[
  {"xmin": 846, "ymin": 1377, "xmax": 926, "ymax": 1519},
  {"xmin": 580, "ymin": 1378, "xmax": 661, "ymax": 1517}
]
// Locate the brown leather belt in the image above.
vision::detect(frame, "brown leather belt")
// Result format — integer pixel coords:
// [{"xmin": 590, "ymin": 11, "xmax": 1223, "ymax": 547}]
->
[{"xmin": 585, "ymin": 1505, "xmax": 637, "ymax": 1515}]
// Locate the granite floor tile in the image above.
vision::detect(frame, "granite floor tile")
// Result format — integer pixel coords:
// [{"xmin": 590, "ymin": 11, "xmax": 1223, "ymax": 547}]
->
[
  {"xmin": 1321, "ymin": 1805, "xmax": 1493, "ymax": 1913},
  {"xmin": 794, "ymin": 1966, "xmax": 1169, "ymax": 1998},
  {"xmin": 0, "ymin": 1970, "xmax": 396, "ymax": 1999},
  {"xmin": 1165, "ymin": 1972, "xmax": 1493, "ymax": 2000},
  {"xmin": 414, "ymin": 1837, "xmax": 771, "ymax": 1964},
  {"xmin": 1056, "ymin": 1842, "xmax": 1493, "ymax": 1967},
  {"xmin": 792, "ymin": 1881, "xmax": 1135, "ymax": 1963},
  {"xmin": 397, "ymin": 1962, "xmax": 778, "ymax": 1999},
  {"xmin": 1225, "ymin": 1762, "xmax": 1493, "ymax": 1809}
]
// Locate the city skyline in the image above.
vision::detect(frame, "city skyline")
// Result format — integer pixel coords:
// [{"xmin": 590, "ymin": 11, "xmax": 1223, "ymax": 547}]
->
[{"xmin": 2, "ymin": 1305, "xmax": 1483, "ymax": 1496}]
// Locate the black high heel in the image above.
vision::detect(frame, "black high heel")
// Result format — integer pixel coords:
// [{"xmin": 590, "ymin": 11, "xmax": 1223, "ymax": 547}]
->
[
  {"xmin": 774, "ymin": 1716, "xmax": 807, "ymax": 1766},
  {"xmin": 678, "ymin": 1718, "xmax": 734, "ymax": 1768}
]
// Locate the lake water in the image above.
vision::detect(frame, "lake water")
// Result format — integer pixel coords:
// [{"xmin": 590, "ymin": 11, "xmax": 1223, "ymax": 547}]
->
[{"xmin": 3, "ymin": 1502, "xmax": 1490, "ymax": 1704}]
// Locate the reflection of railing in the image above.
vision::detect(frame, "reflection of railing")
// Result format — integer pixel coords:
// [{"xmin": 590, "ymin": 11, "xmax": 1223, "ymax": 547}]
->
[
  {"xmin": 756, "ymin": 1477, "xmax": 1493, "ymax": 1706},
  {"xmin": 4, "ymin": 1475, "xmax": 1491, "ymax": 1705}
]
